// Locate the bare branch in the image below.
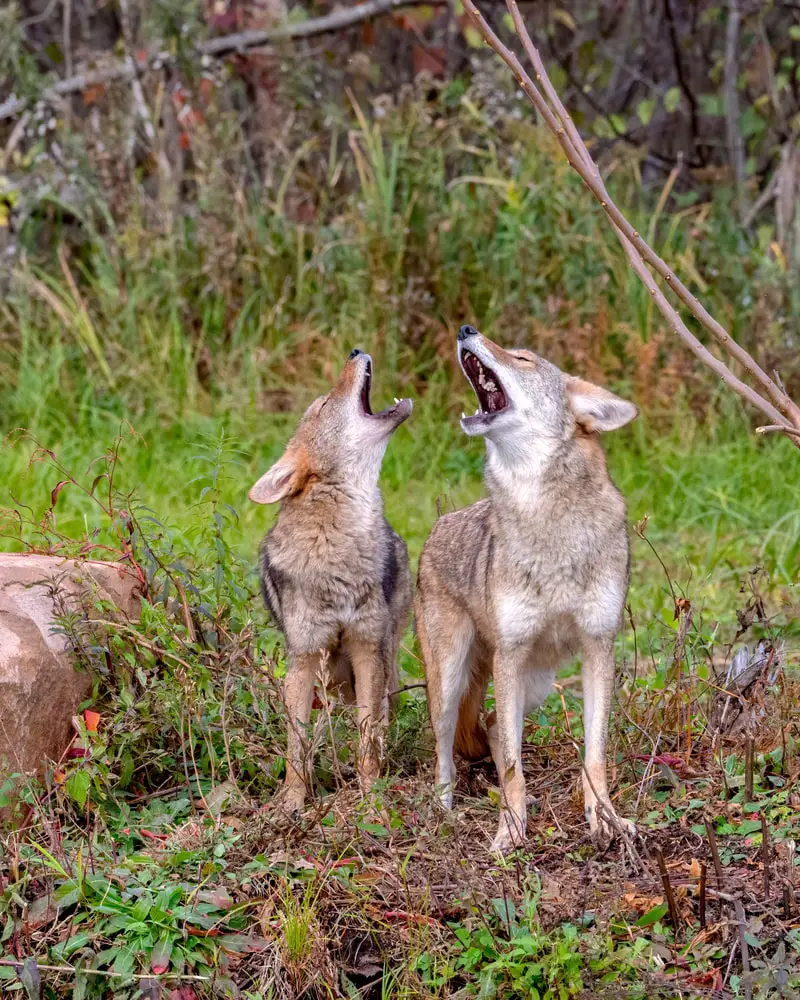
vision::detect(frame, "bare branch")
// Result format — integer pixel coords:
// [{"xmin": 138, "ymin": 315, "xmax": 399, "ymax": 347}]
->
[
  {"xmin": 755, "ymin": 425, "xmax": 800, "ymax": 439},
  {"xmin": 0, "ymin": 0, "xmax": 439, "ymax": 122},
  {"xmin": 461, "ymin": 0, "xmax": 800, "ymax": 444}
]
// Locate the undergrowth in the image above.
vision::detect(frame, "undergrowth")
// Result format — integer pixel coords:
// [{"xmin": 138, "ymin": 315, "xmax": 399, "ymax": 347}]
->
[{"xmin": 0, "ymin": 434, "xmax": 798, "ymax": 998}]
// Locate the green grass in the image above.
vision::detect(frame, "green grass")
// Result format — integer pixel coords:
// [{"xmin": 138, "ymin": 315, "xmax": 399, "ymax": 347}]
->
[{"xmin": 2, "ymin": 398, "xmax": 798, "ymax": 633}]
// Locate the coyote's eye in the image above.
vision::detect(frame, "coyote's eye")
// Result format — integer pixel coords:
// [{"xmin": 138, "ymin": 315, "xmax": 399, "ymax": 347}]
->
[{"xmin": 511, "ymin": 353, "xmax": 534, "ymax": 364}]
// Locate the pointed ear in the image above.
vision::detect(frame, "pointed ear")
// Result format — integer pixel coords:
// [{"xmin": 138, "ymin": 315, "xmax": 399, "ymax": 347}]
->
[
  {"xmin": 566, "ymin": 377, "xmax": 638, "ymax": 433},
  {"xmin": 248, "ymin": 448, "xmax": 309, "ymax": 504}
]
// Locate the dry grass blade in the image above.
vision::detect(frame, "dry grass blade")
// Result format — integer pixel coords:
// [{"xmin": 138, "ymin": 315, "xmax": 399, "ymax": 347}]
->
[{"xmin": 461, "ymin": 0, "xmax": 800, "ymax": 444}]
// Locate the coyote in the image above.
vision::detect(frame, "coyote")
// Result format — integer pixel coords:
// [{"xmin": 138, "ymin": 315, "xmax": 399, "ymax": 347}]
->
[
  {"xmin": 416, "ymin": 325, "xmax": 638, "ymax": 852},
  {"xmin": 249, "ymin": 350, "xmax": 412, "ymax": 813}
]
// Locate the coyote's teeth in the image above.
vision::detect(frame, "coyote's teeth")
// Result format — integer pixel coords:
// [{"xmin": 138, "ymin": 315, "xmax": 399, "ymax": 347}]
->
[
  {"xmin": 475, "ymin": 409, "xmax": 480, "ymax": 416},
  {"xmin": 461, "ymin": 412, "xmax": 467, "ymax": 420},
  {"xmin": 394, "ymin": 397, "xmax": 400, "ymax": 404}
]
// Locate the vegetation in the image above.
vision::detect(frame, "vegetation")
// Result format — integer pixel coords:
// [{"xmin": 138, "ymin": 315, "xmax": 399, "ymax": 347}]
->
[{"xmin": 0, "ymin": 2, "xmax": 799, "ymax": 996}]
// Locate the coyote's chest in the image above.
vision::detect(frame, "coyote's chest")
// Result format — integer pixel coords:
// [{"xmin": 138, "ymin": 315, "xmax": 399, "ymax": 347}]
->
[{"xmin": 491, "ymin": 535, "xmax": 621, "ymax": 646}]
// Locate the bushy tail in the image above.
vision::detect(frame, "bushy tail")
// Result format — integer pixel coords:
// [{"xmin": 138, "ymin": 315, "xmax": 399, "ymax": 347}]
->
[{"xmin": 453, "ymin": 676, "xmax": 490, "ymax": 761}]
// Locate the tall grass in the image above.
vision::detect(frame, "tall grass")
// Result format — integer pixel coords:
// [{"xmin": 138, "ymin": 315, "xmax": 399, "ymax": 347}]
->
[{"xmin": 0, "ymin": 88, "xmax": 797, "ymax": 633}]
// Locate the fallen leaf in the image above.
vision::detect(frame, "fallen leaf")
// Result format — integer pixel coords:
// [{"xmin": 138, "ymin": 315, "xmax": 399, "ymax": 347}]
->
[{"xmin": 83, "ymin": 710, "xmax": 101, "ymax": 733}]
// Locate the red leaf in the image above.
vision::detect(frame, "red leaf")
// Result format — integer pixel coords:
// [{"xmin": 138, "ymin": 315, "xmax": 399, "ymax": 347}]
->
[
  {"xmin": 197, "ymin": 887, "xmax": 234, "ymax": 909},
  {"xmin": 411, "ymin": 45, "xmax": 446, "ymax": 77},
  {"xmin": 83, "ymin": 710, "xmax": 101, "ymax": 733},
  {"xmin": 218, "ymin": 933, "xmax": 269, "ymax": 955},
  {"xmin": 82, "ymin": 84, "xmax": 105, "ymax": 106},
  {"xmin": 50, "ymin": 481, "xmax": 69, "ymax": 508}
]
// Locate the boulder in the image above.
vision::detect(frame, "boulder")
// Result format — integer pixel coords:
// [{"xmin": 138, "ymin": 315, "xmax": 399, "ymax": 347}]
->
[{"xmin": 0, "ymin": 554, "xmax": 142, "ymax": 792}]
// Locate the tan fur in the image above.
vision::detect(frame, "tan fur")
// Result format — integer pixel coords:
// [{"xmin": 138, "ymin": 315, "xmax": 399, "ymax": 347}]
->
[
  {"xmin": 416, "ymin": 326, "xmax": 638, "ymax": 852},
  {"xmin": 250, "ymin": 350, "xmax": 413, "ymax": 814}
]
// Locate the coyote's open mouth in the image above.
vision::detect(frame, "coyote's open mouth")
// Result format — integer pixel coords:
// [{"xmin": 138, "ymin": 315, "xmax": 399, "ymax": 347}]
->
[
  {"xmin": 460, "ymin": 350, "xmax": 509, "ymax": 428},
  {"xmin": 359, "ymin": 357, "xmax": 411, "ymax": 423}
]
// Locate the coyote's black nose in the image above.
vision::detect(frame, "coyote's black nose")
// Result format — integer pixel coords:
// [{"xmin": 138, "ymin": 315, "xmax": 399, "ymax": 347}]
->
[
  {"xmin": 348, "ymin": 348, "xmax": 364, "ymax": 359},
  {"xmin": 458, "ymin": 325, "xmax": 479, "ymax": 341}
]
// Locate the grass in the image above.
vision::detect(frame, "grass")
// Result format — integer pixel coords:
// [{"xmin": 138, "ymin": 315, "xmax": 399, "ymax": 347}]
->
[
  {"xmin": 2, "ymin": 403, "xmax": 798, "ymax": 627},
  {"xmin": 0, "ymin": 80, "xmax": 799, "ymax": 997}
]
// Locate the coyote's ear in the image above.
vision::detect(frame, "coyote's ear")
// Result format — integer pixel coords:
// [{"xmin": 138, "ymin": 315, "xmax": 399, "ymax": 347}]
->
[
  {"xmin": 248, "ymin": 448, "xmax": 310, "ymax": 504},
  {"xmin": 566, "ymin": 377, "xmax": 638, "ymax": 433}
]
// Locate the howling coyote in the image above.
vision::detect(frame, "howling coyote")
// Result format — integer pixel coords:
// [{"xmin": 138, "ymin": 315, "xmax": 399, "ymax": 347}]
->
[
  {"xmin": 250, "ymin": 349, "xmax": 412, "ymax": 813},
  {"xmin": 416, "ymin": 325, "xmax": 637, "ymax": 852}
]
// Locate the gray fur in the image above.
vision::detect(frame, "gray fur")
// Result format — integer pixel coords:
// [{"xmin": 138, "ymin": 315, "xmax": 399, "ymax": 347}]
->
[
  {"xmin": 251, "ymin": 351, "xmax": 412, "ymax": 812},
  {"xmin": 416, "ymin": 327, "xmax": 637, "ymax": 852}
]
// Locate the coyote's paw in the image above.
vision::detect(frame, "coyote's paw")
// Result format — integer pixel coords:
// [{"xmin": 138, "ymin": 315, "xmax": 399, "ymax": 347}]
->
[
  {"xmin": 490, "ymin": 813, "xmax": 527, "ymax": 855},
  {"xmin": 436, "ymin": 784, "xmax": 454, "ymax": 810},
  {"xmin": 273, "ymin": 785, "xmax": 307, "ymax": 822},
  {"xmin": 587, "ymin": 800, "xmax": 636, "ymax": 846}
]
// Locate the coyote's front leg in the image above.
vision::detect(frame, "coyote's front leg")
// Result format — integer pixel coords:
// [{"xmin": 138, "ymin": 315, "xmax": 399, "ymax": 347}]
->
[
  {"xmin": 488, "ymin": 647, "xmax": 528, "ymax": 853},
  {"xmin": 280, "ymin": 651, "xmax": 318, "ymax": 815},
  {"xmin": 347, "ymin": 636, "xmax": 388, "ymax": 791},
  {"xmin": 581, "ymin": 636, "xmax": 636, "ymax": 843}
]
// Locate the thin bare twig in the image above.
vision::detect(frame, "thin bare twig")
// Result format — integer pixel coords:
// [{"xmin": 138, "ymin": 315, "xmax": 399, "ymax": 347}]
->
[
  {"xmin": 462, "ymin": 0, "xmax": 800, "ymax": 442},
  {"xmin": 0, "ymin": 958, "xmax": 210, "ymax": 982},
  {"xmin": 756, "ymin": 424, "xmax": 800, "ymax": 438}
]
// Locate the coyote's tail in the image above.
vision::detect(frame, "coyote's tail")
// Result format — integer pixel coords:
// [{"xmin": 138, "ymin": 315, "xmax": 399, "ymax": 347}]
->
[{"xmin": 453, "ymin": 679, "xmax": 490, "ymax": 761}]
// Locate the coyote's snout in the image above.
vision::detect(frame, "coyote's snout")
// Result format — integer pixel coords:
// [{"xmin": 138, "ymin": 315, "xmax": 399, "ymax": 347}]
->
[
  {"xmin": 250, "ymin": 350, "xmax": 412, "ymax": 814},
  {"xmin": 416, "ymin": 325, "xmax": 638, "ymax": 853}
]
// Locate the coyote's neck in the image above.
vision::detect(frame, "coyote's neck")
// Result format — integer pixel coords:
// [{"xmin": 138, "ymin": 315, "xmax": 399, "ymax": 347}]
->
[
  {"xmin": 278, "ymin": 479, "xmax": 384, "ymax": 538},
  {"xmin": 485, "ymin": 435, "xmax": 607, "ymax": 521}
]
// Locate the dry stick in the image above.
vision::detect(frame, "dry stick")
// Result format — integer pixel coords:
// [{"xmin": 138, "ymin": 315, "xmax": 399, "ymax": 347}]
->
[
  {"xmin": 0, "ymin": 958, "xmax": 210, "ymax": 983},
  {"xmin": 756, "ymin": 424, "xmax": 800, "ymax": 438},
  {"xmin": 462, "ymin": 0, "xmax": 800, "ymax": 438},
  {"xmin": 705, "ymin": 816, "xmax": 725, "ymax": 919},
  {"xmin": 0, "ymin": 0, "xmax": 438, "ymax": 121},
  {"xmin": 699, "ymin": 862, "xmax": 707, "ymax": 929},
  {"xmin": 761, "ymin": 812, "xmax": 770, "ymax": 900},
  {"xmin": 744, "ymin": 736, "xmax": 754, "ymax": 804},
  {"xmin": 655, "ymin": 847, "xmax": 681, "ymax": 936},
  {"xmin": 734, "ymin": 899, "xmax": 753, "ymax": 1000}
]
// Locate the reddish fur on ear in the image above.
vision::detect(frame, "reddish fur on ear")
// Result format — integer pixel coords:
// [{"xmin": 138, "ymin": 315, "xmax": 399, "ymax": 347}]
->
[
  {"xmin": 248, "ymin": 445, "xmax": 313, "ymax": 504},
  {"xmin": 566, "ymin": 377, "xmax": 638, "ymax": 433}
]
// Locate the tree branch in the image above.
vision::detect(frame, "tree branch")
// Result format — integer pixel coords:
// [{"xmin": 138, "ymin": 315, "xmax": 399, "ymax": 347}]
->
[
  {"xmin": 0, "ymin": 0, "xmax": 440, "ymax": 122},
  {"xmin": 461, "ymin": 0, "xmax": 800, "ymax": 444}
]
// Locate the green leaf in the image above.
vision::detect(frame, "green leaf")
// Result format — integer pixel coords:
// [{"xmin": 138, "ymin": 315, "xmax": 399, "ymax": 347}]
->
[
  {"xmin": 151, "ymin": 934, "xmax": 174, "ymax": 974},
  {"xmin": 71, "ymin": 971, "xmax": 88, "ymax": 1000},
  {"xmin": 790, "ymin": 25, "xmax": 800, "ymax": 39},
  {"xmin": 610, "ymin": 114, "xmax": 626, "ymax": 134},
  {"xmin": 664, "ymin": 87, "xmax": 681, "ymax": 113},
  {"xmin": 636, "ymin": 902, "xmax": 669, "ymax": 927},
  {"xmin": 131, "ymin": 897, "xmax": 152, "ymax": 922},
  {"xmin": 53, "ymin": 883, "xmax": 81, "ymax": 909},
  {"xmin": 502, "ymin": 12, "xmax": 514, "ymax": 31},
  {"xmin": 119, "ymin": 753, "xmax": 134, "ymax": 789},
  {"xmin": 112, "ymin": 945, "xmax": 136, "ymax": 978},
  {"xmin": 699, "ymin": 93, "xmax": 724, "ymax": 116},
  {"xmin": 65, "ymin": 771, "xmax": 91, "ymax": 809},
  {"xmin": 463, "ymin": 25, "xmax": 483, "ymax": 48},
  {"xmin": 19, "ymin": 957, "xmax": 41, "ymax": 1000},
  {"xmin": 637, "ymin": 99, "xmax": 656, "ymax": 126}
]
